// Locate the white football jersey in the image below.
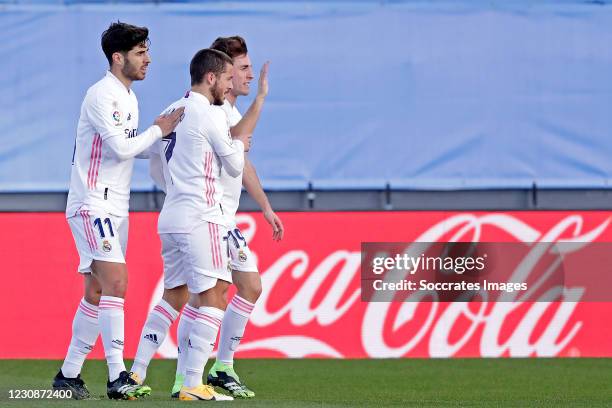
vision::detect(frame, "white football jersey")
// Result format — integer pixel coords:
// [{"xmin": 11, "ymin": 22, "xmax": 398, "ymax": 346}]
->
[
  {"xmin": 219, "ymin": 100, "xmax": 244, "ymax": 226},
  {"xmin": 66, "ymin": 71, "xmax": 161, "ymax": 217},
  {"xmin": 157, "ymin": 91, "xmax": 243, "ymax": 233}
]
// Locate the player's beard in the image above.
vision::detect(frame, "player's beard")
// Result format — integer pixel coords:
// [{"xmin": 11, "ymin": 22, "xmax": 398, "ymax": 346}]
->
[
  {"xmin": 122, "ymin": 59, "xmax": 145, "ymax": 81},
  {"xmin": 211, "ymin": 82, "xmax": 225, "ymax": 106}
]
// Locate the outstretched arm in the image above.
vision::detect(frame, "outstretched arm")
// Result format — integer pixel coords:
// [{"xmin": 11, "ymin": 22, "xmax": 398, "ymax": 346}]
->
[{"xmin": 242, "ymin": 155, "xmax": 284, "ymax": 241}]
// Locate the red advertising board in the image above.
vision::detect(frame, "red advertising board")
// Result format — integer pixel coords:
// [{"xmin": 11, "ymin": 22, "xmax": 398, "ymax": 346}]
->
[{"xmin": 1, "ymin": 211, "xmax": 611, "ymax": 359}]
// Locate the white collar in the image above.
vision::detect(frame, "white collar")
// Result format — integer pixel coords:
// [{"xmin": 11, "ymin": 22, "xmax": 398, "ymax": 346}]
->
[
  {"xmin": 187, "ymin": 90, "xmax": 212, "ymax": 105},
  {"xmin": 105, "ymin": 70, "xmax": 131, "ymax": 94}
]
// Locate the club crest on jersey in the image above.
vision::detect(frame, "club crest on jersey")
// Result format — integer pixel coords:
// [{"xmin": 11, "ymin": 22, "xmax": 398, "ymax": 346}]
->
[
  {"xmin": 112, "ymin": 111, "xmax": 122, "ymax": 126},
  {"xmin": 102, "ymin": 240, "xmax": 112, "ymax": 252},
  {"xmin": 238, "ymin": 249, "xmax": 248, "ymax": 262}
]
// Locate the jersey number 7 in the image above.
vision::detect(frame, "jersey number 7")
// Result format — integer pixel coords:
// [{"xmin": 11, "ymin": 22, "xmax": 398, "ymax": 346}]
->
[{"xmin": 162, "ymin": 132, "xmax": 177, "ymax": 162}]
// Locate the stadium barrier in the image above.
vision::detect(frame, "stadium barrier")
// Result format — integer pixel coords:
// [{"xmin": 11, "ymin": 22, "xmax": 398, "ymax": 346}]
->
[{"xmin": 1, "ymin": 211, "xmax": 611, "ymax": 358}]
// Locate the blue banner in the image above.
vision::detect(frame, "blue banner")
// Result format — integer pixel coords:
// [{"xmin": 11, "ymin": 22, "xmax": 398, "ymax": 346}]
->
[{"xmin": 1, "ymin": 1, "xmax": 611, "ymax": 191}]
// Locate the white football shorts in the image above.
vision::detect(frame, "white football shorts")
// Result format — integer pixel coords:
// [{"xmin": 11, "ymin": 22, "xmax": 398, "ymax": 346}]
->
[
  {"xmin": 162, "ymin": 220, "xmax": 231, "ymax": 293},
  {"xmin": 225, "ymin": 225, "xmax": 258, "ymax": 273},
  {"xmin": 67, "ymin": 209, "xmax": 128, "ymax": 274}
]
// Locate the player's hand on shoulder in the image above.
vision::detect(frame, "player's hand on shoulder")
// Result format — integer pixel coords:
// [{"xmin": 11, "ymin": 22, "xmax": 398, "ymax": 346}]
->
[
  {"xmin": 155, "ymin": 106, "xmax": 185, "ymax": 137},
  {"xmin": 256, "ymin": 61, "xmax": 270, "ymax": 100}
]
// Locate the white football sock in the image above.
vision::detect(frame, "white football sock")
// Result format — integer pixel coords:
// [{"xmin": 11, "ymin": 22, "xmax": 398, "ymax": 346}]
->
[
  {"xmin": 184, "ymin": 306, "xmax": 224, "ymax": 388},
  {"xmin": 61, "ymin": 298, "xmax": 100, "ymax": 378},
  {"xmin": 131, "ymin": 299, "xmax": 179, "ymax": 381},
  {"xmin": 98, "ymin": 296, "xmax": 126, "ymax": 382},
  {"xmin": 216, "ymin": 295, "xmax": 255, "ymax": 365},
  {"xmin": 176, "ymin": 304, "xmax": 198, "ymax": 378}
]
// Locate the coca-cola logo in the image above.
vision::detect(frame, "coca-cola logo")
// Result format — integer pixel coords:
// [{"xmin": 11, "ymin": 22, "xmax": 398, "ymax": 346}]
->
[{"xmin": 149, "ymin": 213, "xmax": 610, "ymax": 359}]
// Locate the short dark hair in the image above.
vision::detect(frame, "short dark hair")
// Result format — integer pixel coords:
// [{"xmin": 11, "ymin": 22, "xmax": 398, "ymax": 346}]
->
[
  {"xmin": 101, "ymin": 22, "xmax": 149, "ymax": 66},
  {"xmin": 210, "ymin": 36, "xmax": 248, "ymax": 59},
  {"xmin": 190, "ymin": 49, "xmax": 233, "ymax": 86}
]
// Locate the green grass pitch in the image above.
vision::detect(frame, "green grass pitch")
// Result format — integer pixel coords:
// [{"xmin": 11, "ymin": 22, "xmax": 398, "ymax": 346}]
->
[{"xmin": 0, "ymin": 358, "xmax": 611, "ymax": 407}]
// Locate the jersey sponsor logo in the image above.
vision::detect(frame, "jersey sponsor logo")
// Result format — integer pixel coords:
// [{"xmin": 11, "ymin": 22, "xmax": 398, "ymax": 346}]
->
[{"xmin": 125, "ymin": 128, "xmax": 138, "ymax": 138}]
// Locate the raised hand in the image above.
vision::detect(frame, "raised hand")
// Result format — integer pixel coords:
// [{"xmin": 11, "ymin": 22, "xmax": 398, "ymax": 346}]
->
[{"xmin": 256, "ymin": 61, "xmax": 270, "ymax": 99}]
